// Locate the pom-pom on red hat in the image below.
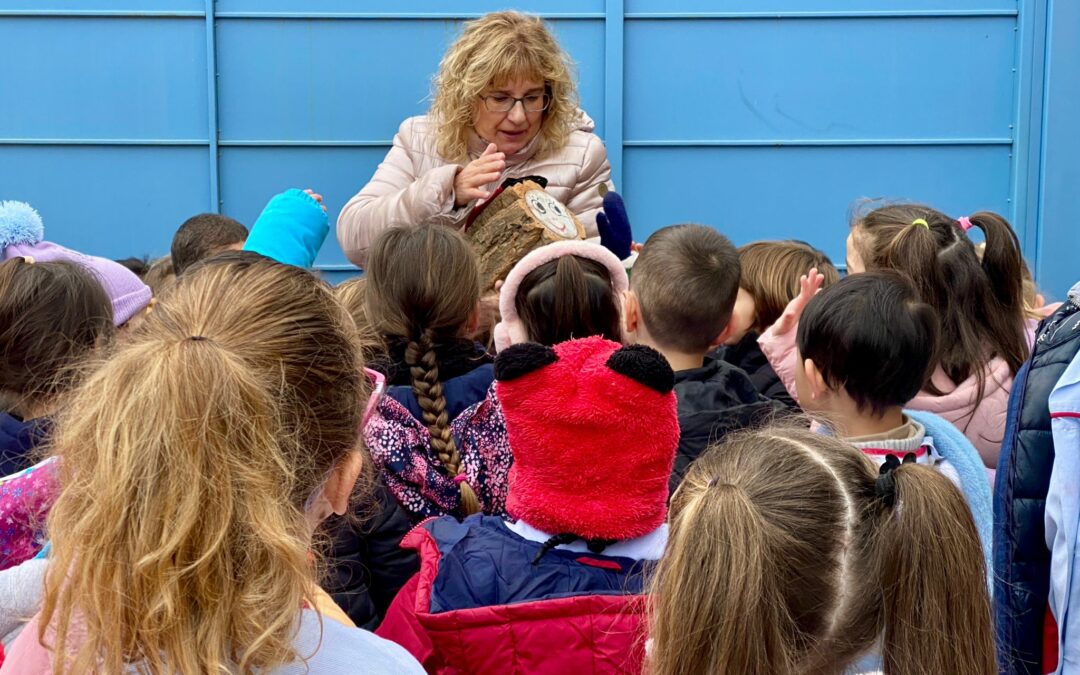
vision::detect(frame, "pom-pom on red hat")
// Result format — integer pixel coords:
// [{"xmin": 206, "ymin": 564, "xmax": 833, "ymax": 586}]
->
[{"xmin": 494, "ymin": 336, "xmax": 680, "ymax": 541}]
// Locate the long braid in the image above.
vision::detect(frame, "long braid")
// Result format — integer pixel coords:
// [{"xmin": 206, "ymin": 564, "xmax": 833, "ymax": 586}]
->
[{"xmin": 406, "ymin": 328, "xmax": 482, "ymax": 516}]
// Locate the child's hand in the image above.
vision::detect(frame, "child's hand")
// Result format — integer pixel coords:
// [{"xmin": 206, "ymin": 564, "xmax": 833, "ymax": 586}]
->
[
  {"xmin": 304, "ymin": 189, "xmax": 328, "ymax": 213},
  {"xmin": 771, "ymin": 268, "xmax": 825, "ymax": 336}
]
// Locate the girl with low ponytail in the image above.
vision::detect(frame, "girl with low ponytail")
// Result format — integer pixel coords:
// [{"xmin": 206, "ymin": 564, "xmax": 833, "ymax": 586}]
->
[
  {"xmin": 1, "ymin": 256, "xmax": 423, "ymax": 674},
  {"xmin": 363, "ymin": 224, "xmax": 503, "ymax": 521},
  {"xmin": 648, "ymin": 426, "xmax": 996, "ymax": 675}
]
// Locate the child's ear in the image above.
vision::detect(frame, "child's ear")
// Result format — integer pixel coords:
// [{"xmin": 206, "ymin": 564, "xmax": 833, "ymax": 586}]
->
[
  {"xmin": 803, "ymin": 358, "xmax": 830, "ymax": 400},
  {"xmin": 466, "ymin": 300, "xmax": 482, "ymax": 336},
  {"xmin": 325, "ymin": 450, "xmax": 364, "ymax": 517},
  {"xmin": 622, "ymin": 290, "xmax": 640, "ymax": 333},
  {"xmin": 709, "ymin": 322, "xmax": 736, "ymax": 350}
]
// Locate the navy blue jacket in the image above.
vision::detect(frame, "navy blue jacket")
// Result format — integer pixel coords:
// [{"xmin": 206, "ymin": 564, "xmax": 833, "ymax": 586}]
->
[
  {"xmin": 375, "ymin": 339, "xmax": 494, "ymax": 421},
  {"xmin": 0, "ymin": 412, "xmax": 48, "ymax": 478},
  {"xmin": 995, "ymin": 290, "xmax": 1080, "ymax": 675},
  {"xmin": 713, "ymin": 331, "xmax": 798, "ymax": 408},
  {"xmin": 670, "ymin": 355, "xmax": 790, "ymax": 492},
  {"xmin": 425, "ymin": 516, "xmax": 649, "ymax": 613},
  {"xmin": 388, "ymin": 364, "xmax": 494, "ymax": 423}
]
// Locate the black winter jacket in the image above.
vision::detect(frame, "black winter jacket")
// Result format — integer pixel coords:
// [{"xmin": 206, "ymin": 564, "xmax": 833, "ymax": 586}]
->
[
  {"xmin": 713, "ymin": 331, "xmax": 798, "ymax": 408},
  {"xmin": 994, "ymin": 287, "xmax": 1080, "ymax": 675},
  {"xmin": 669, "ymin": 356, "xmax": 790, "ymax": 493},
  {"xmin": 324, "ymin": 478, "xmax": 420, "ymax": 630}
]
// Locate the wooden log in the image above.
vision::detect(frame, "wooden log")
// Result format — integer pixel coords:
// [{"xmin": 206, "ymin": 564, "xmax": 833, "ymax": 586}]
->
[{"xmin": 465, "ymin": 180, "xmax": 585, "ymax": 291}]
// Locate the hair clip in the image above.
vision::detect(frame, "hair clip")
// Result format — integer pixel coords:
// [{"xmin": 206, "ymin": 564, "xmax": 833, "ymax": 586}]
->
[
  {"xmin": 911, "ymin": 218, "xmax": 929, "ymax": 230},
  {"xmin": 20, "ymin": 256, "xmax": 35, "ymax": 264},
  {"xmin": 956, "ymin": 216, "xmax": 974, "ymax": 232},
  {"xmin": 186, "ymin": 335, "xmax": 209, "ymax": 342}
]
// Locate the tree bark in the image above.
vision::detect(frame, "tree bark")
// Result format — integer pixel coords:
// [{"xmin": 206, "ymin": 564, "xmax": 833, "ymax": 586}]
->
[{"xmin": 466, "ymin": 180, "xmax": 585, "ymax": 291}]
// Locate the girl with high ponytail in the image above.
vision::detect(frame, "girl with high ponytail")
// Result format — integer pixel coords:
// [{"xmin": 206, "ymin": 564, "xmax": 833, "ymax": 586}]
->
[
  {"xmin": 760, "ymin": 202, "xmax": 1030, "ymax": 476},
  {"xmin": 648, "ymin": 427, "xmax": 996, "ymax": 675},
  {"xmin": 363, "ymin": 224, "xmax": 505, "ymax": 522},
  {"xmin": 846, "ymin": 204, "xmax": 1028, "ymax": 472},
  {"xmin": 1, "ymin": 256, "xmax": 423, "ymax": 673}
]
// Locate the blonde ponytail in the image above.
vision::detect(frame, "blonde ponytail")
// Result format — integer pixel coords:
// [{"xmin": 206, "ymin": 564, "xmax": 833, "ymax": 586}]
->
[
  {"xmin": 872, "ymin": 464, "xmax": 996, "ymax": 675},
  {"xmin": 649, "ymin": 481, "xmax": 794, "ymax": 675},
  {"xmin": 41, "ymin": 257, "xmax": 366, "ymax": 674},
  {"xmin": 647, "ymin": 428, "xmax": 996, "ymax": 675}
]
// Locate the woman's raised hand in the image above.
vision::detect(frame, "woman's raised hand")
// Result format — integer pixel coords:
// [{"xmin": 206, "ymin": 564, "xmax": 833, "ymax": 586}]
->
[
  {"xmin": 454, "ymin": 143, "xmax": 506, "ymax": 207},
  {"xmin": 770, "ymin": 268, "xmax": 826, "ymax": 336}
]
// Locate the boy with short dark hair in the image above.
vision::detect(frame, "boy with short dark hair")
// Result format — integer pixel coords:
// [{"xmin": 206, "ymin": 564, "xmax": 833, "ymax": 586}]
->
[
  {"xmin": 170, "ymin": 213, "xmax": 248, "ymax": 274},
  {"xmin": 795, "ymin": 270, "xmax": 959, "ymax": 481},
  {"xmin": 624, "ymin": 224, "xmax": 786, "ymax": 491}
]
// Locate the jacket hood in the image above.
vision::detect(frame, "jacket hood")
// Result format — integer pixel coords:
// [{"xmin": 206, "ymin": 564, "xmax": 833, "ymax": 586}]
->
[{"xmin": 918, "ymin": 358, "xmax": 1015, "ymax": 417}]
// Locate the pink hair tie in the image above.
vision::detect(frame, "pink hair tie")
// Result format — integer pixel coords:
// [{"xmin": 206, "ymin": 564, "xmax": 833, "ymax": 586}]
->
[
  {"xmin": 957, "ymin": 216, "xmax": 974, "ymax": 232},
  {"xmin": 454, "ymin": 475, "xmax": 470, "ymax": 485}
]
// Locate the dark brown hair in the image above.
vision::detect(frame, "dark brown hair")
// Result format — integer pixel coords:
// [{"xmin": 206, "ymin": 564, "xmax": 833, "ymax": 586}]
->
[
  {"xmin": 797, "ymin": 271, "xmax": 938, "ymax": 416},
  {"xmin": 739, "ymin": 240, "xmax": 841, "ymax": 332},
  {"xmin": 0, "ymin": 258, "xmax": 115, "ymax": 415},
  {"xmin": 364, "ymin": 224, "xmax": 483, "ymax": 516},
  {"xmin": 851, "ymin": 203, "xmax": 1028, "ymax": 409},
  {"xmin": 855, "ymin": 203, "xmax": 1023, "ymax": 416},
  {"xmin": 648, "ymin": 427, "xmax": 996, "ymax": 675},
  {"xmin": 515, "ymin": 255, "xmax": 621, "ymax": 346},
  {"xmin": 171, "ymin": 213, "xmax": 248, "ymax": 274},
  {"xmin": 632, "ymin": 224, "xmax": 740, "ymax": 353}
]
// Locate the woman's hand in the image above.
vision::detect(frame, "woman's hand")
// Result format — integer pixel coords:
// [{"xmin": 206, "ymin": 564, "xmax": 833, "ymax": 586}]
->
[
  {"xmin": 770, "ymin": 268, "xmax": 826, "ymax": 336},
  {"xmin": 454, "ymin": 143, "xmax": 506, "ymax": 207}
]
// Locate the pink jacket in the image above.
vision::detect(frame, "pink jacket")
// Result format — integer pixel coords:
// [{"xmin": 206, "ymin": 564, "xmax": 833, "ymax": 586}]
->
[
  {"xmin": 336, "ymin": 111, "xmax": 613, "ymax": 267},
  {"xmin": 759, "ymin": 325, "xmax": 1025, "ymax": 480}
]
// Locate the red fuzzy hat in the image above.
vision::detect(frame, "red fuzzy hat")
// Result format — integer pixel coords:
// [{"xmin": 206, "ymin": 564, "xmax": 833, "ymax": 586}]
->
[{"xmin": 494, "ymin": 336, "xmax": 680, "ymax": 541}]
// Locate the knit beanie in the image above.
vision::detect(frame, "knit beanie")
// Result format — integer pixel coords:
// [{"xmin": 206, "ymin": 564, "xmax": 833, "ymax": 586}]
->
[
  {"xmin": 493, "ymin": 240, "xmax": 630, "ymax": 352},
  {"xmin": 494, "ymin": 336, "xmax": 679, "ymax": 541},
  {"xmin": 242, "ymin": 189, "xmax": 328, "ymax": 268},
  {"xmin": 0, "ymin": 201, "xmax": 152, "ymax": 326}
]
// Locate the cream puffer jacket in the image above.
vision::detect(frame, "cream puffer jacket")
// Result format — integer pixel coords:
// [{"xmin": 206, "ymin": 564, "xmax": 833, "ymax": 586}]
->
[{"xmin": 336, "ymin": 111, "xmax": 613, "ymax": 267}]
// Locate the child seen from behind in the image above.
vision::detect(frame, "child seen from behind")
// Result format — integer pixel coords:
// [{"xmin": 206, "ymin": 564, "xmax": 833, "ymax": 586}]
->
[
  {"xmin": 648, "ymin": 427, "xmax": 996, "ymax": 675},
  {"xmin": 624, "ymin": 224, "xmax": 787, "ymax": 491}
]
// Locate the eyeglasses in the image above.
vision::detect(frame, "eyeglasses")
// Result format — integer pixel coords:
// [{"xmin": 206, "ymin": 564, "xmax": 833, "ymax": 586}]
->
[
  {"xmin": 362, "ymin": 367, "xmax": 386, "ymax": 429},
  {"xmin": 480, "ymin": 93, "xmax": 551, "ymax": 113}
]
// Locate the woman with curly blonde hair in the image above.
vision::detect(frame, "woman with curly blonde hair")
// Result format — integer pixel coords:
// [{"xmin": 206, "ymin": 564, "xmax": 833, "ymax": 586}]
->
[{"xmin": 337, "ymin": 11, "xmax": 613, "ymax": 266}]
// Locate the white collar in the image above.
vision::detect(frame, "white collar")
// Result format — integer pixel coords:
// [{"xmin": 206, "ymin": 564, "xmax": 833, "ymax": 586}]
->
[{"xmin": 504, "ymin": 519, "xmax": 668, "ymax": 562}]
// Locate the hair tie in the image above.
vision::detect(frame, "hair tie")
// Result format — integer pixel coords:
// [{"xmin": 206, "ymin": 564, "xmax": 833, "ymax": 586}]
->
[
  {"xmin": 911, "ymin": 218, "xmax": 929, "ymax": 230},
  {"xmin": 20, "ymin": 256, "xmax": 35, "ymax": 264},
  {"xmin": 454, "ymin": 474, "xmax": 470, "ymax": 485},
  {"xmin": 957, "ymin": 216, "xmax": 974, "ymax": 232},
  {"xmin": 186, "ymin": 335, "xmax": 209, "ymax": 342}
]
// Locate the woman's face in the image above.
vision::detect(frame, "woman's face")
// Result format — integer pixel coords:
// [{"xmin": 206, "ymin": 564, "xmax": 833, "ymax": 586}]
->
[{"xmin": 473, "ymin": 77, "xmax": 546, "ymax": 156}]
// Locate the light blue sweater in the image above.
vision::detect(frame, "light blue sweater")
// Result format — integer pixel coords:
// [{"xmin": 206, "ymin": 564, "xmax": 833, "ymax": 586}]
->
[{"xmin": 907, "ymin": 409, "xmax": 995, "ymax": 589}]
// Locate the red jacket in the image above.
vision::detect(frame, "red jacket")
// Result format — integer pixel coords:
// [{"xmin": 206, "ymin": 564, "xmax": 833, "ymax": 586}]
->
[{"xmin": 377, "ymin": 516, "xmax": 648, "ymax": 674}]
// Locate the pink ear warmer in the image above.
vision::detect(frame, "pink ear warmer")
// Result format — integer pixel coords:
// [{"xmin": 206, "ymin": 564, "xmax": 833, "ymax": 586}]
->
[{"xmin": 493, "ymin": 240, "xmax": 630, "ymax": 352}]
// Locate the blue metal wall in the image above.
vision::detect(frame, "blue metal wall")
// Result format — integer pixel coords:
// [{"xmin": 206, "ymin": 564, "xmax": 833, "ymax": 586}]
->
[{"xmin": 0, "ymin": 1, "xmax": 1075, "ymax": 292}]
